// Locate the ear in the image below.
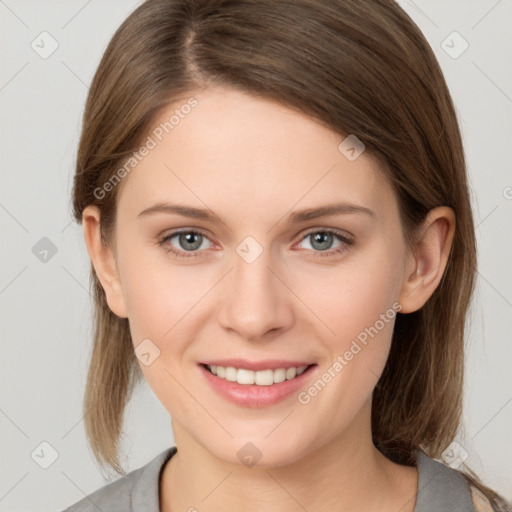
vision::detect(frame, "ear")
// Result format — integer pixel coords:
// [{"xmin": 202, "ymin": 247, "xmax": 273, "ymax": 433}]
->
[
  {"xmin": 397, "ymin": 206, "xmax": 456, "ymax": 314},
  {"xmin": 82, "ymin": 205, "xmax": 128, "ymax": 319}
]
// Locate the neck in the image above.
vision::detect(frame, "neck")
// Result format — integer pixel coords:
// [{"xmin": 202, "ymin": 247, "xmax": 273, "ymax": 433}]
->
[{"xmin": 160, "ymin": 401, "xmax": 418, "ymax": 512}]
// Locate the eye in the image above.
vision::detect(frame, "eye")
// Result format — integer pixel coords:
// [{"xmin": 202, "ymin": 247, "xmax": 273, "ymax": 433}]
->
[
  {"xmin": 157, "ymin": 230, "xmax": 214, "ymax": 259},
  {"xmin": 294, "ymin": 229, "xmax": 353, "ymax": 257},
  {"xmin": 157, "ymin": 228, "xmax": 353, "ymax": 259}
]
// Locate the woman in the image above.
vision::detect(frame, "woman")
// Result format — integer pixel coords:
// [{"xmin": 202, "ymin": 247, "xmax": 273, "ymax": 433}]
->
[{"xmin": 63, "ymin": 0, "xmax": 510, "ymax": 510}]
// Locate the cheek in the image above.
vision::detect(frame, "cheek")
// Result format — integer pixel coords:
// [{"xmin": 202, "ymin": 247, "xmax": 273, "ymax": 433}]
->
[
  {"xmin": 118, "ymin": 248, "xmax": 213, "ymax": 382},
  {"xmin": 295, "ymin": 245, "xmax": 402, "ymax": 400},
  {"xmin": 117, "ymin": 238, "xmax": 192, "ymax": 338},
  {"xmin": 119, "ymin": 255, "xmax": 203, "ymax": 412},
  {"xmin": 296, "ymin": 243, "xmax": 402, "ymax": 346}
]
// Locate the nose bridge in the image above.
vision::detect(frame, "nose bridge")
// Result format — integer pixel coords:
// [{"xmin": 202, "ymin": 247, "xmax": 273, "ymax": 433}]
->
[{"xmin": 218, "ymin": 235, "xmax": 292, "ymax": 339}]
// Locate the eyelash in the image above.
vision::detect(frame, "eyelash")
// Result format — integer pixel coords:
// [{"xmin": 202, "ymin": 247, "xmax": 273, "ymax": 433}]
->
[{"xmin": 156, "ymin": 228, "xmax": 354, "ymax": 259}]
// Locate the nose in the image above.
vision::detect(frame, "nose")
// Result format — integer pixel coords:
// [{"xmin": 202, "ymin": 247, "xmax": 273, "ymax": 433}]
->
[{"xmin": 217, "ymin": 243, "xmax": 294, "ymax": 342}]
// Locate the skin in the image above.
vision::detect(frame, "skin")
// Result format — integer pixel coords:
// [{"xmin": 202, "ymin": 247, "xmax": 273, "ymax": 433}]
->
[{"xmin": 83, "ymin": 85, "xmax": 455, "ymax": 512}]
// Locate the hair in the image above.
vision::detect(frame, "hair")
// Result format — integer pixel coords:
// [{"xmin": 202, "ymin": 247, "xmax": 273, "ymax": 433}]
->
[{"xmin": 71, "ymin": 0, "xmax": 509, "ymax": 508}]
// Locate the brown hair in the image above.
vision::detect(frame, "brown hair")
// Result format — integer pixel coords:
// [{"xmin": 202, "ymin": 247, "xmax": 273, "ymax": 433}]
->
[{"xmin": 71, "ymin": 0, "xmax": 508, "ymax": 508}]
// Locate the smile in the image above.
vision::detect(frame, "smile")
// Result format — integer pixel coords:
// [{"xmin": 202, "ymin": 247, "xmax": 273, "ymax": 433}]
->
[{"xmin": 205, "ymin": 364, "xmax": 310, "ymax": 386}]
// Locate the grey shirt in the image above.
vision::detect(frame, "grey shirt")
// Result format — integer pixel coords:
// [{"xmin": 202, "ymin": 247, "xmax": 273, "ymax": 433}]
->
[{"xmin": 63, "ymin": 447, "xmax": 477, "ymax": 511}]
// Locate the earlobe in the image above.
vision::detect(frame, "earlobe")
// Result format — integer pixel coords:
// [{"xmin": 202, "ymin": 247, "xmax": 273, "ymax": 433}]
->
[
  {"xmin": 397, "ymin": 206, "xmax": 456, "ymax": 314},
  {"xmin": 82, "ymin": 205, "xmax": 128, "ymax": 319}
]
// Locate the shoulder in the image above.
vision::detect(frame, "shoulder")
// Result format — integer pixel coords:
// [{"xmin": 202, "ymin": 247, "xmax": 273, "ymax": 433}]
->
[
  {"xmin": 414, "ymin": 450, "xmax": 509, "ymax": 512},
  {"xmin": 413, "ymin": 450, "xmax": 475, "ymax": 511},
  {"xmin": 62, "ymin": 468, "xmax": 136, "ymax": 512},
  {"xmin": 469, "ymin": 485, "xmax": 495, "ymax": 512},
  {"xmin": 61, "ymin": 447, "xmax": 177, "ymax": 512},
  {"xmin": 468, "ymin": 484, "xmax": 512, "ymax": 512}
]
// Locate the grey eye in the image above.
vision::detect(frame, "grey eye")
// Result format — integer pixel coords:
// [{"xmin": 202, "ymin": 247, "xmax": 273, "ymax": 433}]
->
[
  {"xmin": 308, "ymin": 231, "xmax": 335, "ymax": 251},
  {"xmin": 176, "ymin": 232, "xmax": 204, "ymax": 251}
]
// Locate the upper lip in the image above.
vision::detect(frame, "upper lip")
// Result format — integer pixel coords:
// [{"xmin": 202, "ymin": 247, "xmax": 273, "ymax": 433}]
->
[{"xmin": 200, "ymin": 359, "xmax": 316, "ymax": 371}]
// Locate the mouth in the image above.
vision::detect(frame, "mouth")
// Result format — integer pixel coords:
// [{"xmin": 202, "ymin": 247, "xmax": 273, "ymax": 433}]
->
[
  {"xmin": 198, "ymin": 361, "xmax": 318, "ymax": 408},
  {"xmin": 201, "ymin": 363, "xmax": 316, "ymax": 386}
]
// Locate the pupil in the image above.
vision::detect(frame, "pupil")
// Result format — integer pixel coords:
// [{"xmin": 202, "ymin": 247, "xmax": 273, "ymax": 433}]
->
[
  {"xmin": 180, "ymin": 232, "xmax": 202, "ymax": 250},
  {"xmin": 312, "ymin": 232, "xmax": 332, "ymax": 250}
]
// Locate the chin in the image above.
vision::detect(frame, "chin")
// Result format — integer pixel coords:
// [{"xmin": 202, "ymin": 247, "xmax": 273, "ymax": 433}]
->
[{"xmin": 207, "ymin": 435, "xmax": 311, "ymax": 469}]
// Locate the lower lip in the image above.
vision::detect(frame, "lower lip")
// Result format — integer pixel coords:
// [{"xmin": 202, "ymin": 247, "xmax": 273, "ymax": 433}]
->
[{"xmin": 198, "ymin": 364, "xmax": 317, "ymax": 408}]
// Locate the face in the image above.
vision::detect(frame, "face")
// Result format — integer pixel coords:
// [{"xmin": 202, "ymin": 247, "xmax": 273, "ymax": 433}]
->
[{"xmin": 96, "ymin": 86, "xmax": 415, "ymax": 468}]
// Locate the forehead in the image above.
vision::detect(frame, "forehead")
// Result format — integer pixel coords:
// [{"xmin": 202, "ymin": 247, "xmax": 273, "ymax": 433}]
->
[{"xmin": 116, "ymin": 86, "xmax": 396, "ymax": 223}]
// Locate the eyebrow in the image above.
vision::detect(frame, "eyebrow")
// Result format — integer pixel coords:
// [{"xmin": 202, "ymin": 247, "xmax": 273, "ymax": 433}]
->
[{"xmin": 137, "ymin": 201, "xmax": 375, "ymax": 223}]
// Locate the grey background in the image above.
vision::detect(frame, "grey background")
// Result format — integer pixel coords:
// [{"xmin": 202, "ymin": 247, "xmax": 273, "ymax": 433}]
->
[{"xmin": 0, "ymin": 1, "xmax": 511, "ymax": 510}]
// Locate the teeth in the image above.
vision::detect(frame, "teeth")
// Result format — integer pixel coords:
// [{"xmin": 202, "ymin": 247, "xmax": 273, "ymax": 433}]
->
[{"xmin": 207, "ymin": 364, "xmax": 309, "ymax": 385}]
